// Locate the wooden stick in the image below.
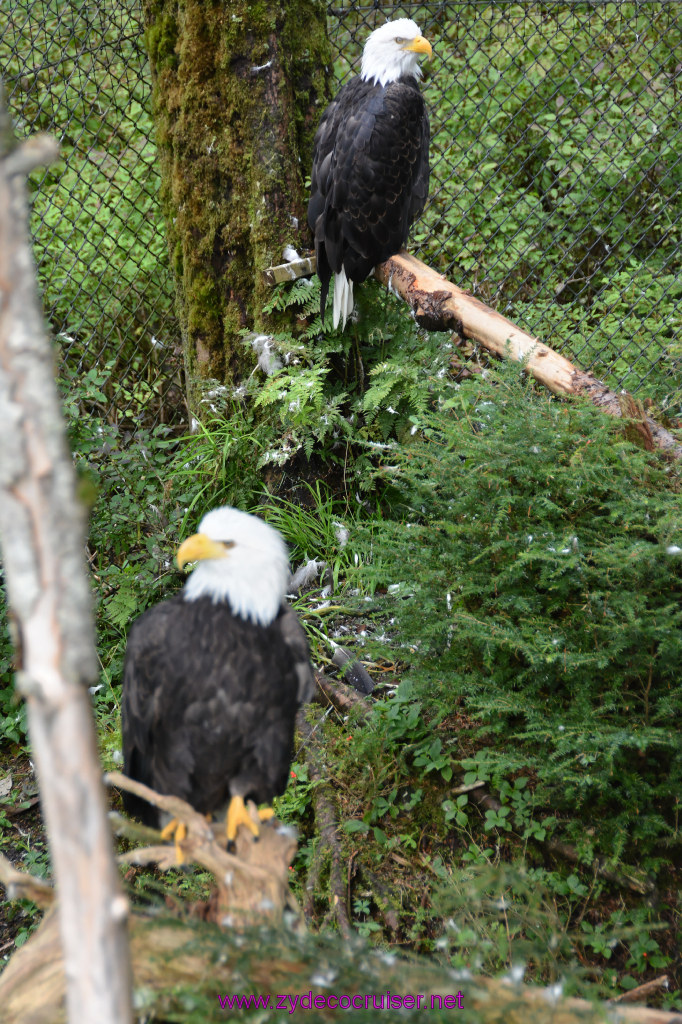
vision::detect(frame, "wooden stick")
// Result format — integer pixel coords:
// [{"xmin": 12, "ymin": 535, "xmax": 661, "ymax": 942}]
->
[
  {"xmin": 0, "ymin": 851, "xmax": 54, "ymax": 909},
  {"xmin": 262, "ymin": 254, "xmax": 315, "ymax": 286},
  {"xmin": 315, "ymin": 671, "xmax": 371, "ymax": 719},
  {"xmin": 299, "ymin": 714, "xmax": 353, "ymax": 939},
  {"xmin": 610, "ymin": 976, "xmax": 671, "ymax": 1005},
  {"xmin": 0, "ymin": 98, "xmax": 132, "ymax": 1023}
]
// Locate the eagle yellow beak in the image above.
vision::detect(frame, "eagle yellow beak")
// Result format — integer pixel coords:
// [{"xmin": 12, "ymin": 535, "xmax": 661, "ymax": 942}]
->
[
  {"xmin": 404, "ymin": 35, "xmax": 432, "ymax": 58},
  {"xmin": 176, "ymin": 532, "xmax": 230, "ymax": 570}
]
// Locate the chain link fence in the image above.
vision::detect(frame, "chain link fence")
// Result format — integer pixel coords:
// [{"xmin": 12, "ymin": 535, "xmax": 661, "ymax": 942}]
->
[
  {"xmin": 2, "ymin": 0, "xmax": 184, "ymax": 430},
  {"xmin": 2, "ymin": 1, "xmax": 681, "ymax": 426}
]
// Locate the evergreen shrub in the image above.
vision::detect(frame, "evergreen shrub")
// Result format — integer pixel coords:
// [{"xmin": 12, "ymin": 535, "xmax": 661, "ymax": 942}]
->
[{"xmin": 356, "ymin": 364, "xmax": 682, "ymax": 870}]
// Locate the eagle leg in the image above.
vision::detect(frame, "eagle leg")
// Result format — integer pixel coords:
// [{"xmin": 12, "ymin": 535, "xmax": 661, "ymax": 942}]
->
[{"xmin": 159, "ymin": 817, "xmax": 188, "ymax": 864}]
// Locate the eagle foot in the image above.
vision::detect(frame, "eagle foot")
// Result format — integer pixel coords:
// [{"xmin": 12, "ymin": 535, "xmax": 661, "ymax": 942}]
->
[
  {"xmin": 159, "ymin": 817, "xmax": 188, "ymax": 864},
  {"xmin": 225, "ymin": 796, "xmax": 275, "ymax": 850}
]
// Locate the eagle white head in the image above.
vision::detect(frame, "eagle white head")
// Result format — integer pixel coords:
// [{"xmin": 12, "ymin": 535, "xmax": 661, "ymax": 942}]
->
[
  {"xmin": 177, "ymin": 506, "xmax": 290, "ymax": 627},
  {"xmin": 361, "ymin": 19, "xmax": 432, "ymax": 88}
]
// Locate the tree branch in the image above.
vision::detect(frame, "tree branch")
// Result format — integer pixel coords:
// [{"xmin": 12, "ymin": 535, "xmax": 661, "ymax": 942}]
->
[
  {"xmin": 375, "ymin": 252, "xmax": 682, "ymax": 459},
  {"xmin": 0, "ymin": 851, "xmax": 54, "ymax": 909},
  {"xmin": 263, "ymin": 252, "xmax": 682, "ymax": 459},
  {"xmin": 0, "ymin": 91, "xmax": 132, "ymax": 1023},
  {"xmin": 299, "ymin": 713, "xmax": 353, "ymax": 939}
]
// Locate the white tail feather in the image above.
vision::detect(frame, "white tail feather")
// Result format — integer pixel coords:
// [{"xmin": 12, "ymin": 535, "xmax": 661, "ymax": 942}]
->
[{"xmin": 333, "ymin": 269, "xmax": 354, "ymax": 330}]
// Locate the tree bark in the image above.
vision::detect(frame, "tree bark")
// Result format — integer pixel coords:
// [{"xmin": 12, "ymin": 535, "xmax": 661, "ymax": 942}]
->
[
  {"xmin": 142, "ymin": 0, "xmax": 331, "ymax": 412},
  {"xmin": 3, "ymin": 894, "xmax": 682, "ymax": 1024},
  {"xmin": 0, "ymin": 88, "xmax": 132, "ymax": 1024}
]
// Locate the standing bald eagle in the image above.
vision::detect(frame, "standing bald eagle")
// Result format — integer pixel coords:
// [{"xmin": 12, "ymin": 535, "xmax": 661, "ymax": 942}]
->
[
  {"xmin": 121, "ymin": 507, "xmax": 315, "ymax": 845},
  {"xmin": 308, "ymin": 18, "xmax": 432, "ymax": 329}
]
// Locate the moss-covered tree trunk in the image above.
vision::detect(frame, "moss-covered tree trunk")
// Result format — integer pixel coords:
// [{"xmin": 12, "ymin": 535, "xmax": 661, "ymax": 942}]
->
[{"xmin": 143, "ymin": 0, "xmax": 331, "ymax": 410}]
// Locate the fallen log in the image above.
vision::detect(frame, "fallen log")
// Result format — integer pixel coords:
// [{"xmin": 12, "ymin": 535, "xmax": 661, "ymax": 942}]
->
[
  {"xmin": 3, "ymin": 887, "xmax": 682, "ymax": 1024},
  {"xmin": 375, "ymin": 252, "xmax": 681, "ymax": 460},
  {"xmin": 262, "ymin": 252, "xmax": 682, "ymax": 460}
]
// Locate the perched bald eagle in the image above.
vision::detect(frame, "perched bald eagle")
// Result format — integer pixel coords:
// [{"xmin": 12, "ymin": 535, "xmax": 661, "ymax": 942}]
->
[
  {"xmin": 121, "ymin": 507, "xmax": 315, "ymax": 846},
  {"xmin": 308, "ymin": 18, "xmax": 432, "ymax": 330}
]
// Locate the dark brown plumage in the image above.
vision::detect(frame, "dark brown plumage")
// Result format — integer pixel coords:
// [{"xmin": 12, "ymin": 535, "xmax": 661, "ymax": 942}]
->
[
  {"xmin": 307, "ymin": 19, "xmax": 431, "ymax": 328},
  {"xmin": 120, "ymin": 507, "xmax": 315, "ymax": 841}
]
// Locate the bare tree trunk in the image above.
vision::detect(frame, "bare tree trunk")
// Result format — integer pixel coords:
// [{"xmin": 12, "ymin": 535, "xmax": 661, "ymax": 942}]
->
[
  {"xmin": 142, "ymin": 0, "xmax": 330, "ymax": 411},
  {"xmin": 0, "ymin": 89, "xmax": 132, "ymax": 1024}
]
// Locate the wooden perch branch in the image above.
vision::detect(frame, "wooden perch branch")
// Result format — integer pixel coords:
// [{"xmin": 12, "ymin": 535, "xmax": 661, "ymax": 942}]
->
[
  {"xmin": 263, "ymin": 251, "xmax": 681, "ymax": 459},
  {"xmin": 106, "ymin": 772, "xmax": 300, "ymax": 926},
  {"xmin": 376, "ymin": 252, "xmax": 681, "ymax": 459},
  {"xmin": 0, "ymin": 93, "xmax": 132, "ymax": 1023}
]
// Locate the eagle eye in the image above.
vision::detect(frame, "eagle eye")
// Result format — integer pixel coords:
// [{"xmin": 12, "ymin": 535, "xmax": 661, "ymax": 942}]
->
[
  {"xmin": 220, "ymin": 540, "xmax": 236, "ymax": 550},
  {"xmin": 395, "ymin": 36, "xmax": 406, "ymax": 44}
]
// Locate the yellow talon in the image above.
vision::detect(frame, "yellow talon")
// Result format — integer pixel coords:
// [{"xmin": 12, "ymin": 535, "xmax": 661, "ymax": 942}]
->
[
  {"xmin": 257, "ymin": 807, "xmax": 275, "ymax": 822},
  {"xmin": 160, "ymin": 817, "xmax": 188, "ymax": 864},
  {"xmin": 226, "ymin": 795, "xmax": 260, "ymax": 843}
]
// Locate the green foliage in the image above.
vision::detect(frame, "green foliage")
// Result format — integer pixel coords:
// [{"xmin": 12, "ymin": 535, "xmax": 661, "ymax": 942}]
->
[
  {"xmin": 354, "ymin": 363, "xmax": 682, "ymax": 869},
  {"xmin": 420, "ymin": 2, "xmax": 682, "ymax": 410},
  {"xmin": 2, "ymin": 2, "xmax": 681, "ymax": 1009}
]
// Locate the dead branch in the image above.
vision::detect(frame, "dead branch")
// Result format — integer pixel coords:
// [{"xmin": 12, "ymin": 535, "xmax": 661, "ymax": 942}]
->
[
  {"xmin": 3, "ymin": 796, "xmax": 41, "ymax": 818},
  {"xmin": 263, "ymin": 252, "xmax": 681, "ymax": 459},
  {"xmin": 316, "ymin": 670, "xmax": 372, "ymax": 718},
  {"xmin": 358, "ymin": 865, "xmax": 400, "ymax": 936},
  {"xmin": 375, "ymin": 252, "xmax": 682, "ymax": 459},
  {"xmin": 611, "ymin": 976, "xmax": 671, "ymax": 1006},
  {"xmin": 0, "ymin": 850, "xmax": 54, "ymax": 909},
  {"xmin": 106, "ymin": 772, "xmax": 300, "ymax": 926},
  {"xmin": 262, "ymin": 253, "xmax": 316, "ymax": 286},
  {"xmin": 0, "ymin": 93, "xmax": 132, "ymax": 1022},
  {"xmin": 299, "ymin": 713, "xmax": 353, "ymax": 939},
  {"xmin": 467, "ymin": 787, "xmax": 654, "ymax": 895},
  {"xmin": 3, "ymin": 892, "xmax": 682, "ymax": 1024}
]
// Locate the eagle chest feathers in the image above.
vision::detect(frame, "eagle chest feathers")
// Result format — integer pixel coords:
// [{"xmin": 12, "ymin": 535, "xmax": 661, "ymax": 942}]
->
[
  {"xmin": 121, "ymin": 594, "xmax": 307, "ymax": 827},
  {"xmin": 308, "ymin": 17, "xmax": 432, "ymax": 330},
  {"xmin": 312, "ymin": 77, "xmax": 428, "ymax": 274}
]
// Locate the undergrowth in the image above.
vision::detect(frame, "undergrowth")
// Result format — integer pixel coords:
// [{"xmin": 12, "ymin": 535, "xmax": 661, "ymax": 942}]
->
[
  {"xmin": 1, "ymin": 1, "xmax": 681, "ymax": 1012},
  {"xmin": 3, "ymin": 267, "xmax": 680, "ymax": 1005}
]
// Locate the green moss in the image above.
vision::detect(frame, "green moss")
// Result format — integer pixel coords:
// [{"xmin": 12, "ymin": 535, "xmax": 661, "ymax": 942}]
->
[
  {"xmin": 142, "ymin": 0, "xmax": 329, "ymax": 408},
  {"xmin": 144, "ymin": 10, "xmax": 178, "ymax": 72}
]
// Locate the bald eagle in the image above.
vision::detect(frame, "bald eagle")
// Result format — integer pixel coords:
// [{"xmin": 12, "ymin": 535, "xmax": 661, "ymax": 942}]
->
[
  {"xmin": 121, "ymin": 507, "xmax": 315, "ymax": 846},
  {"xmin": 308, "ymin": 18, "xmax": 432, "ymax": 330}
]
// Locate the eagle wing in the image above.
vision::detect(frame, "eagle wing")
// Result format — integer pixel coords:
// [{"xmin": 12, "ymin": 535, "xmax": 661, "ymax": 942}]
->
[
  {"xmin": 277, "ymin": 602, "xmax": 317, "ymax": 705},
  {"xmin": 120, "ymin": 598, "xmax": 194, "ymax": 825},
  {"xmin": 308, "ymin": 75, "xmax": 429, "ymax": 314},
  {"xmin": 121, "ymin": 597, "xmax": 315, "ymax": 827}
]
